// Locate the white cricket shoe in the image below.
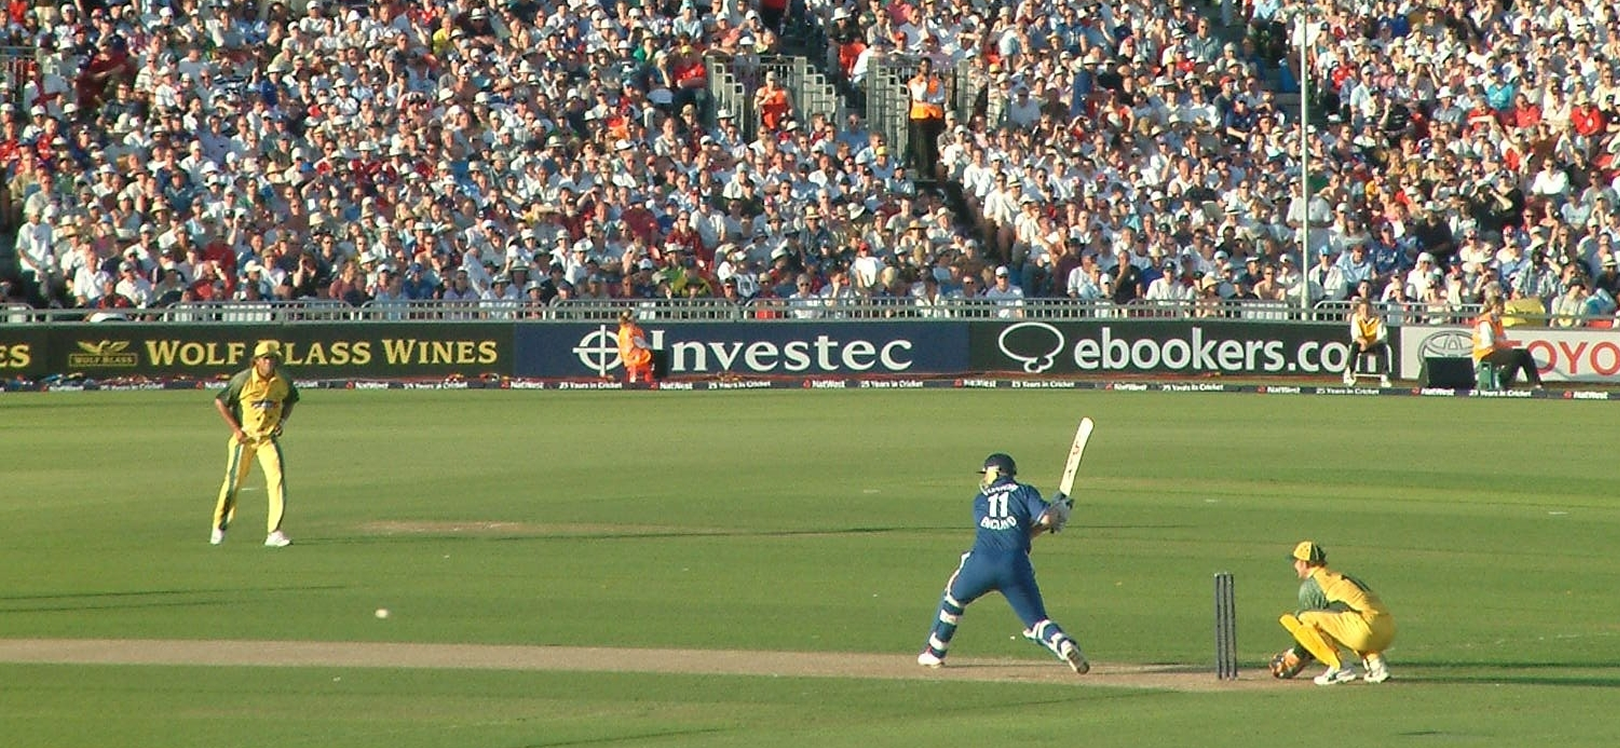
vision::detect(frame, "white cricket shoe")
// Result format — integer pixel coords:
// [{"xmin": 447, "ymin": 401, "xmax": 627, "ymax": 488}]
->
[
  {"xmin": 1313, "ymin": 665, "xmax": 1358, "ymax": 685},
  {"xmin": 210, "ymin": 528, "xmax": 225, "ymax": 545},
  {"xmin": 264, "ymin": 531, "xmax": 291, "ymax": 548},
  {"xmin": 917, "ymin": 650, "xmax": 943, "ymax": 668},
  {"xmin": 1059, "ymin": 639, "xmax": 1090, "ymax": 675},
  {"xmin": 1342, "ymin": 370, "xmax": 1356, "ymax": 386},
  {"xmin": 1363, "ymin": 658, "xmax": 1391, "ymax": 683},
  {"xmin": 1379, "ymin": 375, "xmax": 1392, "ymax": 388}
]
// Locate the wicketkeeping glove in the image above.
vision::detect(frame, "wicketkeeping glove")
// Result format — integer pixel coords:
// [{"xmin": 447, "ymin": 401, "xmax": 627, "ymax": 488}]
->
[{"xmin": 1268, "ymin": 647, "xmax": 1314, "ymax": 679}]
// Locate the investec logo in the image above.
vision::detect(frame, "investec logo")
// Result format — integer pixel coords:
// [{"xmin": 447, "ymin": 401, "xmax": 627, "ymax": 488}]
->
[
  {"xmin": 572, "ymin": 325, "xmax": 915, "ymax": 375},
  {"xmin": 68, "ymin": 340, "xmax": 138, "ymax": 368}
]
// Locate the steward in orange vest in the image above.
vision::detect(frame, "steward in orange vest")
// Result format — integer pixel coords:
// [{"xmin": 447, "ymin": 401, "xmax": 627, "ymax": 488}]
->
[
  {"xmin": 1472, "ymin": 296, "xmax": 1543, "ymax": 389},
  {"xmin": 906, "ymin": 57, "xmax": 947, "ymax": 179}
]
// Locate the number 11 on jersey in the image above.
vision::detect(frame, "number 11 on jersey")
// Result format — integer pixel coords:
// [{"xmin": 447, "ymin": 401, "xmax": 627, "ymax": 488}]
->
[{"xmin": 987, "ymin": 493, "xmax": 1009, "ymax": 517}]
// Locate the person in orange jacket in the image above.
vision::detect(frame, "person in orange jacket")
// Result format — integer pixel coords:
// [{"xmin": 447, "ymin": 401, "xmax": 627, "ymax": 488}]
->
[
  {"xmin": 1473, "ymin": 295, "xmax": 1544, "ymax": 389},
  {"xmin": 617, "ymin": 309, "xmax": 653, "ymax": 383}
]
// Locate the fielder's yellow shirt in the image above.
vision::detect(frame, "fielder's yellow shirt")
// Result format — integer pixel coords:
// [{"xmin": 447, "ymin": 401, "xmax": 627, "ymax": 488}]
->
[
  {"xmin": 1352, "ymin": 313, "xmax": 1384, "ymax": 346},
  {"xmin": 1297, "ymin": 566, "xmax": 1391, "ymax": 619},
  {"xmin": 218, "ymin": 365, "xmax": 299, "ymax": 441}
]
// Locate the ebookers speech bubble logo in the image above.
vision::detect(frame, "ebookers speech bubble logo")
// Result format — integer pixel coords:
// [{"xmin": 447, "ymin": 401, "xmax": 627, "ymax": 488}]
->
[{"xmin": 997, "ymin": 322, "xmax": 1065, "ymax": 373}]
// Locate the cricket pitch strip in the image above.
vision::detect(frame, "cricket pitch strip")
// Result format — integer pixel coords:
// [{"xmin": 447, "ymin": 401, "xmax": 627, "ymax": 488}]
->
[{"xmin": 0, "ymin": 638, "xmax": 1291, "ymax": 692}]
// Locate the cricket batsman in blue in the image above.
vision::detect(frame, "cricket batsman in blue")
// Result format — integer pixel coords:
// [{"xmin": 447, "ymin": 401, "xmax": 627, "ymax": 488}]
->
[{"xmin": 917, "ymin": 453, "xmax": 1090, "ymax": 674}]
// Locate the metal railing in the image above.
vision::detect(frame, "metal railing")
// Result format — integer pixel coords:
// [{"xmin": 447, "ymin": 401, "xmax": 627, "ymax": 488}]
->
[
  {"xmin": 0, "ymin": 47, "xmax": 38, "ymax": 106},
  {"xmin": 6, "ymin": 296, "xmax": 1612, "ymax": 327},
  {"xmin": 865, "ymin": 56, "xmax": 976, "ymax": 165},
  {"xmin": 705, "ymin": 53, "xmax": 749, "ymax": 136},
  {"xmin": 705, "ymin": 53, "xmax": 842, "ymax": 140}
]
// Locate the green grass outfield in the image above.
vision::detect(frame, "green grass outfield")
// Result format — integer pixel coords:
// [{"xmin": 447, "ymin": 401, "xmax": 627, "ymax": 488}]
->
[{"xmin": 1, "ymin": 390, "xmax": 1615, "ymax": 746}]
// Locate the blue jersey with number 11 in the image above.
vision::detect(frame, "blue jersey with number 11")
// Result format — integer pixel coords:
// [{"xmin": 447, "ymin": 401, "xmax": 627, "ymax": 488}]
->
[{"xmin": 973, "ymin": 478, "xmax": 1048, "ymax": 554}]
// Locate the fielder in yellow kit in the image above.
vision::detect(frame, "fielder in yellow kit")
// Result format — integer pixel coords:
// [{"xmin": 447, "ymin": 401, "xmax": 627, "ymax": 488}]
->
[
  {"xmin": 211, "ymin": 340, "xmax": 300, "ymax": 547},
  {"xmin": 1345, "ymin": 297, "xmax": 1391, "ymax": 387},
  {"xmin": 1274, "ymin": 541, "xmax": 1395, "ymax": 685}
]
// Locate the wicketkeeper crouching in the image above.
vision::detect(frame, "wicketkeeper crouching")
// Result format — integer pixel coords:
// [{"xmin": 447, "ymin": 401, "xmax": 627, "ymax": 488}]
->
[{"xmin": 1272, "ymin": 541, "xmax": 1396, "ymax": 685}]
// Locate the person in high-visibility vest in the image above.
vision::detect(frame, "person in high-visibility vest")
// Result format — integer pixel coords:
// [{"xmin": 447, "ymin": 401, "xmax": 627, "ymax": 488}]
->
[
  {"xmin": 617, "ymin": 309, "xmax": 653, "ymax": 383},
  {"xmin": 1472, "ymin": 295, "xmax": 1544, "ymax": 389},
  {"xmin": 907, "ymin": 57, "xmax": 947, "ymax": 180}
]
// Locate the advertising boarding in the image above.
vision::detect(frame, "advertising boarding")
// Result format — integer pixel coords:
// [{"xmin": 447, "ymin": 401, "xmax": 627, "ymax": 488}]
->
[
  {"xmin": 514, "ymin": 322, "xmax": 968, "ymax": 378},
  {"xmin": 968, "ymin": 320, "xmax": 1359, "ymax": 377},
  {"xmin": 1400, "ymin": 325, "xmax": 1620, "ymax": 383}
]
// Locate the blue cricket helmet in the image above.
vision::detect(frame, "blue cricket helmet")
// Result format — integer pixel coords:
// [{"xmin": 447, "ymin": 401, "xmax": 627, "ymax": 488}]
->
[{"xmin": 980, "ymin": 453, "xmax": 1017, "ymax": 477}]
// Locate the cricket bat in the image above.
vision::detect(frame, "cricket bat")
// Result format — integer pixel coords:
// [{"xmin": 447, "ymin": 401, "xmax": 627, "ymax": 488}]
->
[{"xmin": 1056, "ymin": 417, "xmax": 1095, "ymax": 501}]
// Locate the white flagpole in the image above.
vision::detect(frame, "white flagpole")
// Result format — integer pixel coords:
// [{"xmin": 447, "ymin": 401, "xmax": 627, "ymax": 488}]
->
[{"xmin": 1298, "ymin": 12, "xmax": 1311, "ymax": 315}]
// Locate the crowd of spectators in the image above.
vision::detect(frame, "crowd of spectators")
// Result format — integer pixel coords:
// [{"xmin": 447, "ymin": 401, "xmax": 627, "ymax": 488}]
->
[
  {"xmin": 1, "ymin": 0, "xmax": 1618, "ymax": 327},
  {"xmin": 824, "ymin": 0, "xmax": 1620, "ymax": 323}
]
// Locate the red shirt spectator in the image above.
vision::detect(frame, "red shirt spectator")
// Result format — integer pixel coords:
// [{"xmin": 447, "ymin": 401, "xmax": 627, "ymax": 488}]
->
[
  {"xmin": 75, "ymin": 42, "xmax": 134, "ymax": 114},
  {"xmin": 672, "ymin": 51, "xmax": 707, "ymax": 92},
  {"xmin": 1511, "ymin": 96, "xmax": 1541, "ymax": 130},
  {"xmin": 202, "ymin": 238, "xmax": 236, "ymax": 276},
  {"xmin": 1571, "ymin": 102, "xmax": 1605, "ymax": 137}
]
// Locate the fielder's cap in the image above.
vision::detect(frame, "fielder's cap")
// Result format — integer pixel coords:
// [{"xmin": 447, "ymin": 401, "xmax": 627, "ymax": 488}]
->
[
  {"xmin": 1290, "ymin": 541, "xmax": 1326, "ymax": 564},
  {"xmin": 980, "ymin": 452, "xmax": 1017, "ymax": 476},
  {"xmin": 252, "ymin": 340, "xmax": 284, "ymax": 360}
]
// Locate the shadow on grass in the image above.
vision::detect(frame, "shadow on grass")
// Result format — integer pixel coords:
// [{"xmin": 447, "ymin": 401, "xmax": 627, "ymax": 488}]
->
[
  {"xmin": 321, "ymin": 527, "xmax": 944, "ymax": 544},
  {"xmin": 1389, "ymin": 660, "xmax": 1620, "ymax": 688},
  {"xmin": 1401, "ymin": 673, "xmax": 1620, "ymax": 688},
  {"xmin": 516, "ymin": 726, "xmax": 730, "ymax": 747},
  {"xmin": 321, "ymin": 525, "xmax": 1197, "ymax": 545},
  {"xmin": 0, "ymin": 584, "xmax": 347, "ymax": 613}
]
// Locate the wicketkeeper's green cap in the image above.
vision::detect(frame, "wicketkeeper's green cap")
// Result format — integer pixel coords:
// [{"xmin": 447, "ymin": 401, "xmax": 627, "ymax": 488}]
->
[{"xmin": 1290, "ymin": 541, "xmax": 1326, "ymax": 564}]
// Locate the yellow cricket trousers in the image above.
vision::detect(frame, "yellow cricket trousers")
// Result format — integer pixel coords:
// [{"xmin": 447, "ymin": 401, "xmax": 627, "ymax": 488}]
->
[
  {"xmin": 1300, "ymin": 609, "xmax": 1396, "ymax": 657},
  {"xmin": 212, "ymin": 436, "xmax": 287, "ymax": 534}
]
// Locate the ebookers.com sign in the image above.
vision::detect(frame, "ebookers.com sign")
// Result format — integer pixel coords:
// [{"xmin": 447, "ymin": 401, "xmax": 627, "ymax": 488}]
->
[
  {"xmin": 515, "ymin": 322, "xmax": 967, "ymax": 378},
  {"xmin": 34, "ymin": 324, "xmax": 511, "ymax": 378},
  {"xmin": 969, "ymin": 320, "xmax": 1358, "ymax": 376}
]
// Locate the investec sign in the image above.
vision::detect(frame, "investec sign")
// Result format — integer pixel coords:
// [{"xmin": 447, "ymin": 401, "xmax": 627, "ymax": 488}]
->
[
  {"xmin": 518, "ymin": 322, "xmax": 968, "ymax": 378},
  {"xmin": 968, "ymin": 320, "xmax": 1355, "ymax": 376}
]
